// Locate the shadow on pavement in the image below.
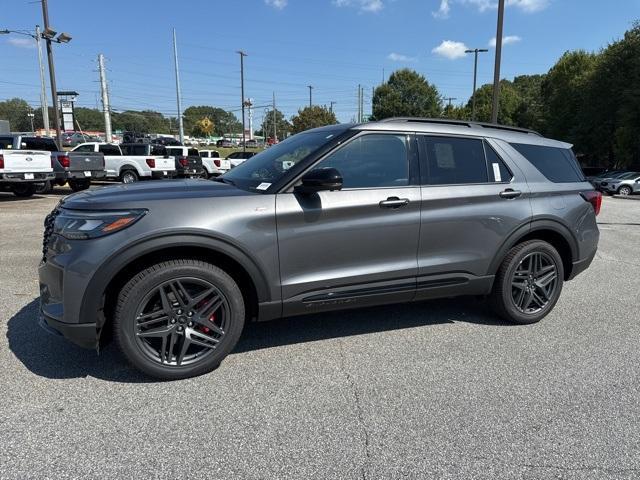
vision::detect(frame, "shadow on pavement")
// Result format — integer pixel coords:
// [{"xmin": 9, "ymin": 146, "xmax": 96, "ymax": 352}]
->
[{"xmin": 7, "ymin": 296, "xmax": 507, "ymax": 382}]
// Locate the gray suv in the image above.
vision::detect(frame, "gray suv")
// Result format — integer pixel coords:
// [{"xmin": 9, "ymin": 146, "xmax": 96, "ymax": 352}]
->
[{"xmin": 39, "ymin": 118, "xmax": 601, "ymax": 379}]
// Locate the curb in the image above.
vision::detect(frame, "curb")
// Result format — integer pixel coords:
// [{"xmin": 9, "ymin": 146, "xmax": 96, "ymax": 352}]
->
[{"xmin": 612, "ymin": 195, "xmax": 640, "ymax": 201}]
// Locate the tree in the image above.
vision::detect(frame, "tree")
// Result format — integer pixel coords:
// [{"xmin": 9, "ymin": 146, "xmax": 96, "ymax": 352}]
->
[
  {"xmin": 0, "ymin": 98, "xmax": 32, "ymax": 132},
  {"xmin": 372, "ymin": 69, "xmax": 442, "ymax": 120},
  {"xmin": 291, "ymin": 106, "xmax": 337, "ymax": 133},
  {"xmin": 183, "ymin": 105, "xmax": 241, "ymax": 137},
  {"xmin": 258, "ymin": 108, "xmax": 292, "ymax": 139},
  {"xmin": 466, "ymin": 80, "xmax": 522, "ymax": 125},
  {"xmin": 74, "ymin": 107, "xmax": 104, "ymax": 131},
  {"xmin": 512, "ymin": 74, "xmax": 546, "ymax": 131},
  {"xmin": 112, "ymin": 111, "xmax": 150, "ymax": 133}
]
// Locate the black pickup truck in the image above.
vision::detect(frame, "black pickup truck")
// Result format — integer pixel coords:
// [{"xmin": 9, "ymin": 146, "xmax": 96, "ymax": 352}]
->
[
  {"xmin": 165, "ymin": 146, "xmax": 205, "ymax": 178},
  {"xmin": 11, "ymin": 136, "xmax": 106, "ymax": 192}
]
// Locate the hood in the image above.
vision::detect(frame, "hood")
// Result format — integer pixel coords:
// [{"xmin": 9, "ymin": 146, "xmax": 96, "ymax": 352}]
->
[{"xmin": 61, "ymin": 179, "xmax": 257, "ymax": 210}]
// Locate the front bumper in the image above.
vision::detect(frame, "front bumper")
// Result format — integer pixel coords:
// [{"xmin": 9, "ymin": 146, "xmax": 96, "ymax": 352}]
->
[
  {"xmin": 0, "ymin": 172, "xmax": 55, "ymax": 183},
  {"xmin": 39, "ymin": 310, "xmax": 97, "ymax": 350}
]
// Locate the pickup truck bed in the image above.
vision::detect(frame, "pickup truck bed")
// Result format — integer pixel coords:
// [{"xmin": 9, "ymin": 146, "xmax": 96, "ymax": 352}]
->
[{"xmin": 0, "ymin": 135, "xmax": 55, "ymax": 197}]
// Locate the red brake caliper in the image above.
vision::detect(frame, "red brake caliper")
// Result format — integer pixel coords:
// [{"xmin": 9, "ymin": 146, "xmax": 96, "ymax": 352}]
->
[{"xmin": 199, "ymin": 312, "xmax": 215, "ymax": 334}]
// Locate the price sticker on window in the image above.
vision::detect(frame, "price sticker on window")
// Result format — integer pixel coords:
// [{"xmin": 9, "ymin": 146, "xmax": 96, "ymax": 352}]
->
[{"xmin": 492, "ymin": 163, "xmax": 501, "ymax": 182}]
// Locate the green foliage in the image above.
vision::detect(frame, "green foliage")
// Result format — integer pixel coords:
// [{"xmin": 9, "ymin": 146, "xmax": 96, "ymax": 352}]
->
[
  {"xmin": 0, "ymin": 98, "xmax": 32, "ymax": 131},
  {"xmin": 74, "ymin": 107, "xmax": 105, "ymax": 130},
  {"xmin": 258, "ymin": 108, "xmax": 292, "ymax": 139},
  {"xmin": 291, "ymin": 106, "xmax": 338, "ymax": 133},
  {"xmin": 467, "ymin": 80, "xmax": 522, "ymax": 125},
  {"xmin": 183, "ymin": 106, "xmax": 241, "ymax": 137},
  {"xmin": 372, "ymin": 69, "xmax": 442, "ymax": 120}
]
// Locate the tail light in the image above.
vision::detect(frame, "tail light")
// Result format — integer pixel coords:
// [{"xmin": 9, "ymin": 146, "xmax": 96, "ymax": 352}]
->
[
  {"xmin": 146, "ymin": 158, "xmax": 155, "ymax": 168},
  {"xmin": 214, "ymin": 159, "xmax": 221, "ymax": 167},
  {"xmin": 179, "ymin": 156, "xmax": 189, "ymax": 167},
  {"xmin": 581, "ymin": 190, "xmax": 602, "ymax": 216},
  {"xmin": 58, "ymin": 155, "xmax": 70, "ymax": 168},
  {"xmin": 0, "ymin": 154, "xmax": 4, "ymax": 169}
]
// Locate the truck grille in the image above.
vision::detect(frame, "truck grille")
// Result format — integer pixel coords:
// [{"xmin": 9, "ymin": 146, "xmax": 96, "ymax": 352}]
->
[{"xmin": 42, "ymin": 207, "xmax": 60, "ymax": 261}]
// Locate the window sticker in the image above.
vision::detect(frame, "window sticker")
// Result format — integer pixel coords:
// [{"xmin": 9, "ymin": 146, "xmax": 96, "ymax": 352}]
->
[
  {"xmin": 492, "ymin": 162, "xmax": 502, "ymax": 182},
  {"xmin": 256, "ymin": 182, "xmax": 271, "ymax": 190},
  {"xmin": 434, "ymin": 143, "xmax": 455, "ymax": 169}
]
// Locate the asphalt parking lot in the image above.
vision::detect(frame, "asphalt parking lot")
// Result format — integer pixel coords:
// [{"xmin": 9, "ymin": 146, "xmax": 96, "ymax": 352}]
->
[{"xmin": 1, "ymin": 187, "xmax": 639, "ymax": 479}]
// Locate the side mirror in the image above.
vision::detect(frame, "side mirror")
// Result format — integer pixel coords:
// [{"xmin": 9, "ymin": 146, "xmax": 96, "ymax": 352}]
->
[{"xmin": 295, "ymin": 167, "xmax": 343, "ymax": 194}]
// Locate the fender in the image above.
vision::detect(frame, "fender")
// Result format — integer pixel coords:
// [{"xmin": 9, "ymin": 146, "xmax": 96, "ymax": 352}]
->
[
  {"xmin": 487, "ymin": 217, "xmax": 579, "ymax": 276},
  {"xmin": 79, "ymin": 232, "xmax": 272, "ymax": 326},
  {"xmin": 118, "ymin": 160, "xmax": 145, "ymax": 177}
]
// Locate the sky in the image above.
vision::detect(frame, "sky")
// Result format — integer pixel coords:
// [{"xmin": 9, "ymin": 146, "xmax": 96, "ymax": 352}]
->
[{"xmin": 1, "ymin": 0, "xmax": 639, "ymax": 125}]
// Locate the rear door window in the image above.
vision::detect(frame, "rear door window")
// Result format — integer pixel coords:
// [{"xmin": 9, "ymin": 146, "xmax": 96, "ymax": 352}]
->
[
  {"xmin": 422, "ymin": 136, "xmax": 488, "ymax": 185},
  {"xmin": 510, "ymin": 143, "xmax": 584, "ymax": 182},
  {"xmin": 99, "ymin": 144, "xmax": 121, "ymax": 155}
]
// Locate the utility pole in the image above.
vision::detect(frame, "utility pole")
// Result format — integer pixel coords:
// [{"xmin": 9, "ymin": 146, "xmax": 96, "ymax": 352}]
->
[
  {"xmin": 272, "ymin": 91, "xmax": 277, "ymax": 142},
  {"xmin": 98, "ymin": 54, "xmax": 112, "ymax": 143},
  {"xmin": 237, "ymin": 50, "xmax": 247, "ymax": 152},
  {"xmin": 329, "ymin": 101, "xmax": 336, "ymax": 113},
  {"xmin": 41, "ymin": 0, "xmax": 62, "ymax": 148},
  {"xmin": 465, "ymin": 48, "xmax": 488, "ymax": 121},
  {"xmin": 28, "ymin": 110, "xmax": 35, "ymax": 132},
  {"xmin": 172, "ymin": 29, "xmax": 184, "ymax": 143},
  {"xmin": 491, "ymin": 0, "xmax": 505, "ymax": 124},
  {"xmin": 307, "ymin": 85, "xmax": 313, "ymax": 107},
  {"xmin": 34, "ymin": 25, "xmax": 50, "ymax": 137},
  {"xmin": 357, "ymin": 84, "xmax": 361, "ymax": 123}
]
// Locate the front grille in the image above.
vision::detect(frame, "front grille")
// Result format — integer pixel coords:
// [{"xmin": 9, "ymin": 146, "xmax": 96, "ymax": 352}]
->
[{"xmin": 42, "ymin": 207, "xmax": 60, "ymax": 261}]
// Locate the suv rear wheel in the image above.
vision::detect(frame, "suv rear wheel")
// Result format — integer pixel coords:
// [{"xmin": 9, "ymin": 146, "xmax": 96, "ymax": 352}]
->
[
  {"xmin": 490, "ymin": 240, "xmax": 564, "ymax": 324},
  {"xmin": 114, "ymin": 259, "xmax": 245, "ymax": 380}
]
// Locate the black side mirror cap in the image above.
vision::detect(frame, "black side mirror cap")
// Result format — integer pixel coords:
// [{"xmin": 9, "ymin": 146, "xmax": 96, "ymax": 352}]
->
[{"xmin": 295, "ymin": 167, "xmax": 343, "ymax": 194}]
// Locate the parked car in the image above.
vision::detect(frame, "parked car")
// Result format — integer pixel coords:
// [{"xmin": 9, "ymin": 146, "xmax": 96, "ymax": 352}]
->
[
  {"xmin": 199, "ymin": 150, "xmax": 231, "ymax": 178},
  {"xmin": 72, "ymin": 142, "xmax": 173, "ymax": 183},
  {"xmin": 151, "ymin": 136, "xmax": 182, "ymax": 147},
  {"xmin": 39, "ymin": 118, "xmax": 600, "ymax": 379},
  {"xmin": 62, "ymin": 132, "xmax": 99, "ymax": 148},
  {"xmin": 119, "ymin": 143, "xmax": 177, "ymax": 181},
  {"xmin": 10, "ymin": 136, "xmax": 107, "ymax": 193},
  {"xmin": 165, "ymin": 146, "xmax": 205, "ymax": 178},
  {"xmin": 0, "ymin": 134, "xmax": 54, "ymax": 197},
  {"xmin": 592, "ymin": 170, "xmax": 630, "ymax": 190},
  {"xmin": 600, "ymin": 171, "xmax": 640, "ymax": 196},
  {"xmin": 216, "ymin": 139, "xmax": 234, "ymax": 148},
  {"xmin": 239, "ymin": 139, "xmax": 260, "ymax": 148},
  {"xmin": 227, "ymin": 150, "xmax": 257, "ymax": 168},
  {"xmin": 581, "ymin": 166, "xmax": 608, "ymax": 181}
]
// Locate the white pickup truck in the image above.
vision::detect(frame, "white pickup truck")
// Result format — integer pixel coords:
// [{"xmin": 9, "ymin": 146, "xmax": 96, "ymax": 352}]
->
[
  {"xmin": 0, "ymin": 134, "xmax": 54, "ymax": 197},
  {"xmin": 72, "ymin": 142, "xmax": 175, "ymax": 183},
  {"xmin": 198, "ymin": 149, "xmax": 231, "ymax": 177}
]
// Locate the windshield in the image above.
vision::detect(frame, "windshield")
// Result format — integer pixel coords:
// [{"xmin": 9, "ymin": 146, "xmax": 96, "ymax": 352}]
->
[
  {"xmin": 616, "ymin": 172, "xmax": 640, "ymax": 180},
  {"xmin": 222, "ymin": 130, "xmax": 340, "ymax": 191}
]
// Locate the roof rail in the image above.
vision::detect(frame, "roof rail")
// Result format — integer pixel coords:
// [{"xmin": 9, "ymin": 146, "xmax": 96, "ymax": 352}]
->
[{"xmin": 377, "ymin": 117, "xmax": 541, "ymax": 136}]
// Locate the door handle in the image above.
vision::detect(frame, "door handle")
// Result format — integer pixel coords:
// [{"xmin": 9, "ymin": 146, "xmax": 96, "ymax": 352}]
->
[
  {"xmin": 499, "ymin": 188, "xmax": 522, "ymax": 199},
  {"xmin": 379, "ymin": 197, "xmax": 409, "ymax": 208}
]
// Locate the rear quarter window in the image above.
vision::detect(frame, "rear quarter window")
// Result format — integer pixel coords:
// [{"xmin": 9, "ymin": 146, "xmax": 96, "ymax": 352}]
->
[{"xmin": 510, "ymin": 143, "xmax": 584, "ymax": 183}]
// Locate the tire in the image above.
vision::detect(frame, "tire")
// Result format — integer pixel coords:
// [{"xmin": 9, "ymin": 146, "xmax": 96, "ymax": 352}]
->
[
  {"xmin": 11, "ymin": 183, "xmax": 36, "ymax": 197},
  {"xmin": 114, "ymin": 259, "xmax": 245, "ymax": 380},
  {"xmin": 618, "ymin": 185, "xmax": 632, "ymax": 196},
  {"xmin": 35, "ymin": 180, "xmax": 53, "ymax": 194},
  {"xmin": 68, "ymin": 179, "xmax": 91, "ymax": 192},
  {"xmin": 120, "ymin": 169, "xmax": 139, "ymax": 184},
  {"xmin": 490, "ymin": 240, "xmax": 564, "ymax": 325}
]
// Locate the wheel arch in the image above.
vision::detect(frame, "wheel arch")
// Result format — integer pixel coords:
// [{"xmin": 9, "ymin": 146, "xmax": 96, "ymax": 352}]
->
[
  {"xmin": 489, "ymin": 219, "xmax": 578, "ymax": 281},
  {"xmin": 81, "ymin": 234, "xmax": 270, "ymax": 343}
]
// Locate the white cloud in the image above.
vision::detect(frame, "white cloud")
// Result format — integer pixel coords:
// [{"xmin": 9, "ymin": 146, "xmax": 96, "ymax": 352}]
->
[
  {"xmin": 489, "ymin": 34, "xmax": 521, "ymax": 47},
  {"xmin": 387, "ymin": 52, "xmax": 417, "ymax": 62},
  {"xmin": 7, "ymin": 37, "xmax": 35, "ymax": 49},
  {"xmin": 334, "ymin": 0, "xmax": 384, "ymax": 13},
  {"xmin": 265, "ymin": 0, "xmax": 287, "ymax": 9},
  {"xmin": 432, "ymin": 0, "xmax": 451, "ymax": 18},
  {"xmin": 432, "ymin": 40, "xmax": 469, "ymax": 60},
  {"xmin": 433, "ymin": 0, "xmax": 548, "ymax": 18}
]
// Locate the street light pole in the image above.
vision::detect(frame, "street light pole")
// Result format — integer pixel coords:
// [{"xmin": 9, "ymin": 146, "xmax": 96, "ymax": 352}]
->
[
  {"xmin": 491, "ymin": 0, "xmax": 506, "ymax": 124},
  {"xmin": 272, "ymin": 91, "xmax": 277, "ymax": 142},
  {"xmin": 307, "ymin": 85, "xmax": 313, "ymax": 107},
  {"xmin": 465, "ymin": 48, "xmax": 488, "ymax": 121},
  {"xmin": 41, "ymin": 0, "xmax": 63, "ymax": 148},
  {"xmin": 34, "ymin": 25, "xmax": 50, "ymax": 136},
  {"xmin": 172, "ymin": 29, "xmax": 184, "ymax": 143},
  {"xmin": 237, "ymin": 50, "xmax": 247, "ymax": 153},
  {"xmin": 28, "ymin": 111, "xmax": 35, "ymax": 132}
]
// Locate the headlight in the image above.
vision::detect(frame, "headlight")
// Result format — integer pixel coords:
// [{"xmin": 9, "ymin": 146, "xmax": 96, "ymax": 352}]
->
[{"xmin": 53, "ymin": 209, "xmax": 146, "ymax": 240}]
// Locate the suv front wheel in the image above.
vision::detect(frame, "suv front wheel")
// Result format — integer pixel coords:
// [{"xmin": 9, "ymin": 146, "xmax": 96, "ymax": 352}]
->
[
  {"xmin": 114, "ymin": 259, "xmax": 245, "ymax": 379},
  {"xmin": 490, "ymin": 240, "xmax": 564, "ymax": 324}
]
